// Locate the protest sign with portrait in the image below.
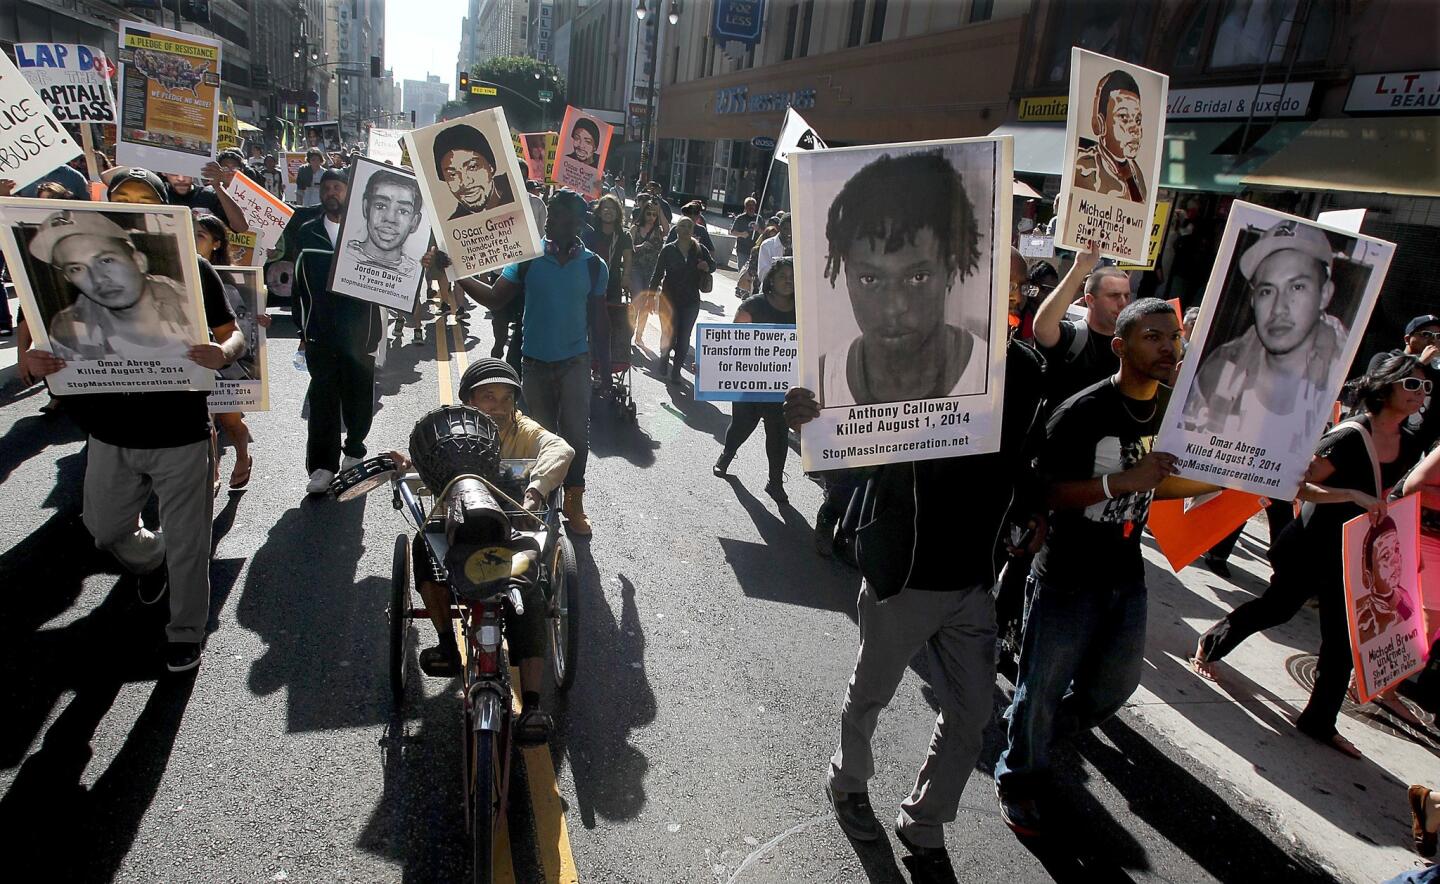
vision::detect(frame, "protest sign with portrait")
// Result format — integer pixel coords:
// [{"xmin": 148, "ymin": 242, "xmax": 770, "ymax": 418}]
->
[
  {"xmin": 14, "ymin": 43, "xmax": 116, "ymax": 125},
  {"xmin": 0, "ymin": 52, "xmax": 83, "ymax": 190},
  {"xmin": 403, "ymin": 108, "xmax": 541, "ymax": 281},
  {"xmin": 327, "ymin": 157, "xmax": 429, "ymax": 310},
  {"xmin": 553, "ymin": 107, "xmax": 612, "ymax": 198},
  {"xmin": 114, "ymin": 22, "xmax": 222, "ymax": 178},
  {"xmin": 1155, "ymin": 202, "xmax": 1394, "ymax": 499},
  {"xmin": 223, "ymin": 171, "xmax": 294, "ymax": 265},
  {"xmin": 694, "ymin": 323, "xmax": 797, "ymax": 402},
  {"xmin": 791, "ymin": 137, "xmax": 1012, "ymax": 470},
  {"xmin": 368, "ymin": 127, "xmax": 407, "ymax": 167},
  {"xmin": 519, "ymin": 131, "xmax": 555, "ymax": 181},
  {"xmin": 0, "ymin": 198, "xmax": 212, "ymax": 393},
  {"xmin": 1056, "ymin": 49, "xmax": 1168, "ymax": 264},
  {"xmin": 1342, "ymin": 494, "xmax": 1428, "ymax": 704},
  {"xmin": 209, "ymin": 265, "xmax": 268, "ymax": 413},
  {"xmin": 282, "ymin": 151, "xmax": 306, "ymax": 201}
]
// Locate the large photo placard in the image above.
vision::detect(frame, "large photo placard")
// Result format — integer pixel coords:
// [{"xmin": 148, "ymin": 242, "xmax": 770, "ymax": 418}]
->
[
  {"xmin": 791, "ymin": 137, "xmax": 1012, "ymax": 470},
  {"xmin": 1342, "ymin": 494, "xmax": 1428, "ymax": 704},
  {"xmin": 553, "ymin": 107, "xmax": 612, "ymax": 199},
  {"xmin": 1056, "ymin": 48, "xmax": 1168, "ymax": 264},
  {"xmin": 327, "ymin": 157, "xmax": 429, "ymax": 310},
  {"xmin": 403, "ymin": 108, "xmax": 541, "ymax": 281},
  {"xmin": 114, "ymin": 22, "xmax": 222, "ymax": 178},
  {"xmin": 694, "ymin": 323, "xmax": 797, "ymax": 402},
  {"xmin": 1155, "ymin": 201, "xmax": 1394, "ymax": 498},
  {"xmin": 0, "ymin": 51, "xmax": 83, "ymax": 189},
  {"xmin": 14, "ymin": 42, "xmax": 117, "ymax": 125},
  {"xmin": 209, "ymin": 266, "xmax": 268, "ymax": 412},
  {"xmin": 0, "ymin": 198, "xmax": 213, "ymax": 393}
]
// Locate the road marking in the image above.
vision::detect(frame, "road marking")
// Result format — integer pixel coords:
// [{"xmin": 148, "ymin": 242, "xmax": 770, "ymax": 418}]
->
[{"xmin": 434, "ymin": 308, "xmax": 454, "ymax": 406}]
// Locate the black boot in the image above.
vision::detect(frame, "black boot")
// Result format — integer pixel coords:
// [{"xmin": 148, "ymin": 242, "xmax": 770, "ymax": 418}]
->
[{"xmin": 713, "ymin": 451, "xmax": 734, "ymax": 477}]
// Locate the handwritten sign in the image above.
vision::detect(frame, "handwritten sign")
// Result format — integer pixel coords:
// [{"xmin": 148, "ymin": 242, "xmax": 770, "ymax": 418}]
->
[
  {"xmin": 1343, "ymin": 494, "xmax": 1428, "ymax": 703},
  {"xmin": 224, "ymin": 170, "xmax": 294, "ymax": 263},
  {"xmin": 0, "ymin": 52, "xmax": 83, "ymax": 189},
  {"xmin": 14, "ymin": 43, "xmax": 116, "ymax": 125}
]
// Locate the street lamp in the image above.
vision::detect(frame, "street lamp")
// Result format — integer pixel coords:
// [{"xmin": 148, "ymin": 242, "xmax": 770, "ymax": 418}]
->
[{"xmin": 634, "ymin": 0, "xmax": 679, "ymax": 185}]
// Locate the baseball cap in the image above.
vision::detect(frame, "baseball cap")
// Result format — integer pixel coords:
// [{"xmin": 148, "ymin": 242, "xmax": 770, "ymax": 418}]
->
[
  {"xmin": 458, "ymin": 357, "xmax": 522, "ymax": 402},
  {"xmin": 27, "ymin": 210, "xmax": 133, "ymax": 264},
  {"xmin": 106, "ymin": 167, "xmax": 167, "ymax": 203},
  {"xmin": 1405, "ymin": 314, "xmax": 1440, "ymax": 336},
  {"xmin": 1238, "ymin": 220, "xmax": 1335, "ymax": 281},
  {"xmin": 320, "ymin": 168, "xmax": 349, "ymax": 186}
]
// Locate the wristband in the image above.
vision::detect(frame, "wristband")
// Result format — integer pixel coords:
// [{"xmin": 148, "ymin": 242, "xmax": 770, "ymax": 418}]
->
[{"xmin": 1101, "ymin": 474, "xmax": 1114, "ymax": 500}]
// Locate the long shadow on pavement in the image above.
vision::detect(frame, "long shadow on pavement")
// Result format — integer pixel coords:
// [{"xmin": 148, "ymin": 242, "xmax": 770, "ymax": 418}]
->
[
  {"xmin": 0, "ymin": 412, "xmax": 85, "ymax": 485},
  {"xmin": 550, "ymin": 549, "xmax": 656, "ymax": 829}
]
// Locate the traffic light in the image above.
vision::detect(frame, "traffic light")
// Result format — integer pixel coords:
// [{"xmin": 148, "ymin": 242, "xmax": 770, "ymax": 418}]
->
[
  {"xmin": 297, "ymin": 104, "xmax": 308, "ymax": 122},
  {"xmin": 459, "ymin": 72, "xmax": 470, "ymax": 93},
  {"xmin": 410, "ymin": 110, "xmax": 416, "ymax": 125}
]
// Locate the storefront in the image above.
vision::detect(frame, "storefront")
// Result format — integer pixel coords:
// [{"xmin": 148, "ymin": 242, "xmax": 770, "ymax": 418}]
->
[{"xmin": 652, "ymin": 15, "xmax": 1024, "ymax": 211}]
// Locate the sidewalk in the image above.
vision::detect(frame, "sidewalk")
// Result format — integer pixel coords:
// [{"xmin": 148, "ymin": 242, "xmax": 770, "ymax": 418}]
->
[{"xmin": 1133, "ymin": 518, "xmax": 1437, "ymax": 882}]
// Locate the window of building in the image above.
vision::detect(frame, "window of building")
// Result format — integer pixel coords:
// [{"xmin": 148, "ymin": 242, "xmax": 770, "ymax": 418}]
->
[
  {"xmin": 1039, "ymin": 0, "xmax": 1155, "ymax": 85},
  {"xmin": 970, "ymin": 0, "xmax": 994, "ymax": 23},
  {"xmin": 1174, "ymin": 0, "xmax": 1335, "ymax": 72},
  {"xmin": 798, "ymin": 0, "xmax": 816, "ymax": 57},
  {"xmin": 846, "ymin": 0, "xmax": 867, "ymax": 47},
  {"xmin": 783, "ymin": 2, "xmax": 799, "ymax": 61},
  {"xmin": 867, "ymin": 0, "xmax": 887, "ymax": 43}
]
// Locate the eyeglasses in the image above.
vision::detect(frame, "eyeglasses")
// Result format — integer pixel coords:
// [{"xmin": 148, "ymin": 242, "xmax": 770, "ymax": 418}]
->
[
  {"xmin": 1413, "ymin": 330, "xmax": 1440, "ymax": 342},
  {"xmin": 1399, "ymin": 377, "xmax": 1435, "ymax": 394},
  {"xmin": 1008, "ymin": 282, "xmax": 1040, "ymax": 299}
]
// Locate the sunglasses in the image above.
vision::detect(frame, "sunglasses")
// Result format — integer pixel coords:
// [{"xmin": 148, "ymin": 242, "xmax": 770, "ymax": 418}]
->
[
  {"xmin": 1399, "ymin": 377, "xmax": 1435, "ymax": 394},
  {"xmin": 1413, "ymin": 330, "xmax": 1440, "ymax": 341}
]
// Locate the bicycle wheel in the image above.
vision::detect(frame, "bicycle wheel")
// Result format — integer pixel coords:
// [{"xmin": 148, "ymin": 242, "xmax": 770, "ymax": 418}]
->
[
  {"xmin": 469, "ymin": 727, "xmax": 500, "ymax": 884},
  {"xmin": 549, "ymin": 535, "xmax": 581, "ymax": 691},
  {"xmin": 389, "ymin": 533, "xmax": 409, "ymax": 708}
]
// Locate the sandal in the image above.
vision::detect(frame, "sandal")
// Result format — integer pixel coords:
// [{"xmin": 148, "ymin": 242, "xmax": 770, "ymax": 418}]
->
[
  {"xmin": 515, "ymin": 706, "xmax": 554, "ymax": 747},
  {"xmin": 1304, "ymin": 728, "xmax": 1363, "ymax": 759},
  {"xmin": 1410, "ymin": 784, "xmax": 1437, "ymax": 857},
  {"xmin": 228, "ymin": 455, "xmax": 254, "ymax": 492},
  {"xmin": 419, "ymin": 643, "xmax": 460, "ymax": 678},
  {"xmin": 1375, "ymin": 690, "xmax": 1428, "ymax": 729}
]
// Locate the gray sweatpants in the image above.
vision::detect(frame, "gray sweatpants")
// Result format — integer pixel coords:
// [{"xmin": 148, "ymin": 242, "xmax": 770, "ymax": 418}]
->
[
  {"xmin": 828, "ymin": 580, "xmax": 997, "ymax": 849},
  {"xmin": 522, "ymin": 353, "xmax": 591, "ymax": 489},
  {"xmin": 83, "ymin": 438, "xmax": 214, "ymax": 643}
]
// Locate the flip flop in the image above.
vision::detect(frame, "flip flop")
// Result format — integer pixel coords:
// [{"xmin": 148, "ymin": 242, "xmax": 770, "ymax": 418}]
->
[
  {"xmin": 228, "ymin": 455, "xmax": 254, "ymax": 492},
  {"xmin": 1307, "ymin": 730, "xmax": 1363, "ymax": 759},
  {"xmin": 1375, "ymin": 691, "xmax": 1429, "ymax": 729},
  {"xmin": 1410, "ymin": 784, "xmax": 1437, "ymax": 857}
]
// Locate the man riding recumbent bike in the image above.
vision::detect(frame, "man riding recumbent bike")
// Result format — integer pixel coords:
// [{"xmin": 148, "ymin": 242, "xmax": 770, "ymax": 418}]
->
[{"xmin": 331, "ymin": 358, "xmax": 579, "ymax": 747}]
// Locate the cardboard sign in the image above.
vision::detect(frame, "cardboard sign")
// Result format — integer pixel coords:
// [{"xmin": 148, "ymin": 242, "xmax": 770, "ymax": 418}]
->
[
  {"xmin": 223, "ymin": 171, "xmax": 294, "ymax": 264},
  {"xmin": 227, "ymin": 229, "xmax": 258, "ymax": 266},
  {"xmin": 327, "ymin": 157, "xmax": 429, "ymax": 310},
  {"xmin": 518, "ymin": 131, "xmax": 556, "ymax": 182},
  {"xmin": 209, "ymin": 266, "xmax": 268, "ymax": 412},
  {"xmin": 694, "ymin": 323, "xmax": 797, "ymax": 402},
  {"xmin": 14, "ymin": 42, "xmax": 117, "ymax": 125},
  {"xmin": 1117, "ymin": 198, "xmax": 1172, "ymax": 271},
  {"xmin": 0, "ymin": 198, "xmax": 213, "ymax": 393},
  {"xmin": 218, "ymin": 114, "xmax": 238, "ymax": 150},
  {"xmin": 1155, "ymin": 202, "xmax": 1394, "ymax": 499},
  {"xmin": 403, "ymin": 107, "xmax": 542, "ymax": 281},
  {"xmin": 115, "ymin": 22, "xmax": 222, "ymax": 178},
  {"xmin": 1057, "ymin": 49, "xmax": 1169, "ymax": 264},
  {"xmin": 791, "ymin": 137, "xmax": 1012, "ymax": 470},
  {"xmin": 1148, "ymin": 490, "xmax": 1265, "ymax": 571},
  {"xmin": 553, "ymin": 107, "xmax": 612, "ymax": 198},
  {"xmin": 1019, "ymin": 233, "xmax": 1055, "ymax": 258},
  {"xmin": 282, "ymin": 151, "xmax": 307, "ymax": 202},
  {"xmin": 0, "ymin": 52, "xmax": 83, "ymax": 189},
  {"xmin": 1342, "ymin": 494, "xmax": 1428, "ymax": 703},
  {"xmin": 368, "ymin": 127, "xmax": 407, "ymax": 166}
]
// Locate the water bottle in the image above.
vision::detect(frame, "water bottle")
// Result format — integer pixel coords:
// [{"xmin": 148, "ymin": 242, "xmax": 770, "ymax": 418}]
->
[{"xmin": 293, "ymin": 350, "xmax": 307, "ymax": 372}]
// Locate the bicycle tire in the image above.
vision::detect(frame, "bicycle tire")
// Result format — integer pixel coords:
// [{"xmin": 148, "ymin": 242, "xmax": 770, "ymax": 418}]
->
[
  {"xmin": 389, "ymin": 533, "xmax": 409, "ymax": 708},
  {"xmin": 470, "ymin": 727, "xmax": 498, "ymax": 884},
  {"xmin": 550, "ymin": 535, "xmax": 580, "ymax": 691}
]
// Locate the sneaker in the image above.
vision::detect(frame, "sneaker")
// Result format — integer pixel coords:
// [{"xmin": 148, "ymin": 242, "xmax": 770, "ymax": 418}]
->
[
  {"xmin": 136, "ymin": 564, "xmax": 168, "ymax": 606},
  {"xmin": 419, "ymin": 642, "xmax": 461, "ymax": 677},
  {"xmin": 895, "ymin": 822, "xmax": 958, "ymax": 884},
  {"xmin": 165, "ymin": 640, "xmax": 203, "ymax": 673},
  {"xmin": 340, "ymin": 455, "xmax": 363, "ymax": 472},
  {"xmin": 1203, "ymin": 552, "xmax": 1233, "ymax": 579},
  {"xmin": 306, "ymin": 468, "xmax": 336, "ymax": 495},
  {"xmin": 412, "ymin": 327, "xmax": 424, "ymax": 345},
  {"xmin": 824, "ymin": 780, "xmax": 881, "ymax": 842},
  {"xmin": 814, "ymin": 505, "xmax": 838, "ymax": 558},
  {"xmin": 995, "ymin": 785, "xmax": 1042, "ymax": 837}
]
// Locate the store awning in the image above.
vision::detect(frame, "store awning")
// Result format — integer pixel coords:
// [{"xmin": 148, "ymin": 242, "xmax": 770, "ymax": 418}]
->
[
  {"xmin": 989, "ymin": 123, "xmax": 1065, "ymax": 176},
  {"xmin": 1157, "ymin": 121, "xmax": 1310, "ymax": 193},
  {"xmin": 237, "ymin": 120, "xmax": 262, "ymax": 133},
  {"xmin": 1240, "ymin": 117, "xmax": 1440, "ymax": 198}
]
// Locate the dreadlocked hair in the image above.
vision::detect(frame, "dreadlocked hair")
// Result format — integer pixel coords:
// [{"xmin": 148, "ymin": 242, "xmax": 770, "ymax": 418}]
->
[{"xmin": 823, "ymin": 150, "xmax": 981, "ymax": 288}]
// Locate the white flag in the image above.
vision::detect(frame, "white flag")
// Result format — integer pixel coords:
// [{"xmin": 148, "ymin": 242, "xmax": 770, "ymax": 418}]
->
[{"xmin": 773, "ymin": 108, "xmax": 825, "ymax": 164}]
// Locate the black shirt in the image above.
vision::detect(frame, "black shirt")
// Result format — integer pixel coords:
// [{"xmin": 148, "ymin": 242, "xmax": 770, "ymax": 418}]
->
[
  {"xmin": 167, "ymin": 185, "xmax": 224, "ymax": 216},
  {"xmin": 649, "ymin": 241, "xmax": 714, "ymax": 306},
  {"xmin": 1033, "ymin": 377, "xmax": 1169, "ymax": 584},
  {"xmin": 737, "ymin": 293, "xmax": 794, "ymax": 325},
  {"xmin": 1041, "ymin": 318, "xmax": 1119, "ymax": 407},
  {"xmin": 1305, "ymin": 416, "xmax": 1425, "ymax": 537},
  {"xmin": 62, "ymin": 258, "xmax": 236, "ymax": 449}
]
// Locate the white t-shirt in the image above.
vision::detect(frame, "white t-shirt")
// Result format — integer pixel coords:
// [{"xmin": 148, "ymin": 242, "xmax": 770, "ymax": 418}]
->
[
  {"xmin": 323, "ymin": 217, "xmax": 340, "ymax": 246},
  {"xmin": 756, "ymin": 235, "xmax": 786, "ymax": 281}
]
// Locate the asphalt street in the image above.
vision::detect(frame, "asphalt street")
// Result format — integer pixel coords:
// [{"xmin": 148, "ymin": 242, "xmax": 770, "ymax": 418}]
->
[{"xmin": 0, "ymin": 269, "xmax": 1339, "ymax": 883}]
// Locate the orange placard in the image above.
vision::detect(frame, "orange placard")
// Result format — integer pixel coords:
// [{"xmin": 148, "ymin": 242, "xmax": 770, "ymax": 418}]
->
[
  {"xmin": 1166, "ymin": 297, "xmax": 1182, "ymax": 323},
  {"xmin": 1341, "ymin": 494, "xmax": 1428, "ymax": 703},
  {"xmin": 1148, "ymin": 489, "xmax": 1265, "ymax": 571}
]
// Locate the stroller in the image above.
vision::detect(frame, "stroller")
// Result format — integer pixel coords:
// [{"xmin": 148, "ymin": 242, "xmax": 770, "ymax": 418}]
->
[{"xmin": 593, "ymin": 292, "xmax": 637, "ymax": 419}]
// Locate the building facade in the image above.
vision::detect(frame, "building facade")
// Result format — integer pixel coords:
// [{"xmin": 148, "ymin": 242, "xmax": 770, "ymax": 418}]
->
[
  {"xmin": 403, "ymin": 73, "xmax": 449, "ymax": 127},
  {"xmin": 652, "ymin": 0, "xmax": 1030, "ymax": 209}
]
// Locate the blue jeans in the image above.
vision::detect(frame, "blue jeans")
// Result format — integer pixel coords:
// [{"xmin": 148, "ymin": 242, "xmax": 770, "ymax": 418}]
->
[
  {"xmin": 994, "ymin": 572, "xmax": 1148, "ymax": 795},
  {"xmin": 1385, "ymin": 866, "xmax": 1439, "ymax": 884}
]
